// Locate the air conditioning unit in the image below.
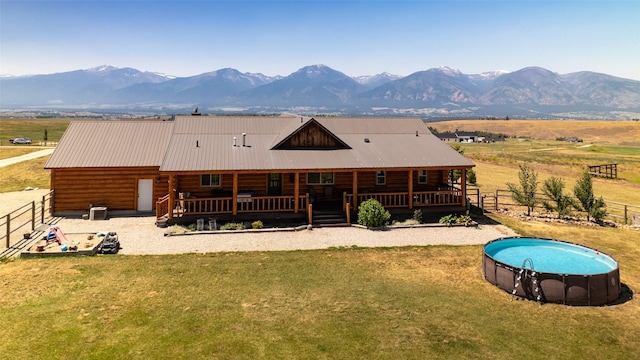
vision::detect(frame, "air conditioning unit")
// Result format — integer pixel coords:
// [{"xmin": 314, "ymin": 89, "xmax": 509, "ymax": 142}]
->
[{"xmin": 90, "ymin": 207, "xmax": 107, "ymax": 220}]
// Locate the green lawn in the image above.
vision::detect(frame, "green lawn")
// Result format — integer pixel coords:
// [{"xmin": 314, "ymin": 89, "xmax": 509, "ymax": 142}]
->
[{"xmin": 1, "ymin": 220, "xmax": 638, "ymax": 359}]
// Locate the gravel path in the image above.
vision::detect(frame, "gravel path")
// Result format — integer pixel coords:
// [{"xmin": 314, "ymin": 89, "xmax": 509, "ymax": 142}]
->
[
  {"xmin": 2, "ymin": 190, "xmax": 518, "ymax": 255},
  {"xmin": 53, "ymin": 216, "xmax": 518, "ymax": 255}
]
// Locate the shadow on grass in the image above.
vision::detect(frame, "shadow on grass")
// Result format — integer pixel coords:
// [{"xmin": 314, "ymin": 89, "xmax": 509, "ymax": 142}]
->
[
  {"xmin": 470, "ymin": 210, "xmax": 505, "ymax": 226},
  {"xmin": 610, "ymin": 283, "xmax": 634, "ymax": 306}
]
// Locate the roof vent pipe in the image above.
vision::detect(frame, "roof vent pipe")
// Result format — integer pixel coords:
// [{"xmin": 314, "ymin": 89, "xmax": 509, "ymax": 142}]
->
[
  {"xmin": 416, "ymin": 131, "xmax": 419, "ymax": 137},
  {"xmin": 233, "ymin": 137, "xmax": 237, "ymax": 147},
  {"xmin": 242, "ymin": 133, "xmax": 246, "ymax": 147},
  {"xmin": 196, "ymin": 140, "xmax": 199, "ymax": 148}
]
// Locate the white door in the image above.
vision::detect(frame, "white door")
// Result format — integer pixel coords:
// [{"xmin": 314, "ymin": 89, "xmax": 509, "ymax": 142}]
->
[{"xmin": 137, "ymin": 179, "xmax": 153, "ymax": 212}]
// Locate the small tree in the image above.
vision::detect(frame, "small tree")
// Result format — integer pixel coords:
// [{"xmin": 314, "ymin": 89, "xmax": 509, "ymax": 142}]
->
[
  {"xmin": 542, "ymin": 177, "xmax": 577, "ymax": 217},
  {"xmin": 357, "ymin": 198, "xmax": 390, "ymax": 228},
  {"xmin": 44, "ymin": 129, "xmax": 48, "ymax": 145},
  {"xmin": 449, "ymin": 144, "xmax": 464, "ymax": 184},
  {"xmin": 507, "ymin": 164, "xmax": 538, "ymax": 216},
  {"xmin": 574, "ymin": 171, "xmax": 607, "ymax": 223},
  {"xmin": 467, "ymin": 168, "xmax": 477, "ymax": 185}
]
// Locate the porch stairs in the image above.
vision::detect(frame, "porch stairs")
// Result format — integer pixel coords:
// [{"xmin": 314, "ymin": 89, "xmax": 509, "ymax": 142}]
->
[{"xmin": 312, "ymin": 209, "xmax": 349, "ymax": 227}]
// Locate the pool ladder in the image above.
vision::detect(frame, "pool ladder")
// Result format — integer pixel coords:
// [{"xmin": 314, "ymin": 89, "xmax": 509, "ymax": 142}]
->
[{"xmin": 511, "ymin": 258, "xmax": 543, "ymax": 303}]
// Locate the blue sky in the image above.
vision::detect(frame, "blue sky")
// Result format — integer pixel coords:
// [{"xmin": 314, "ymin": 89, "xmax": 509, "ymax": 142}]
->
[{"xmin": 2, "ymin": 1, "xmax": 639, "ymax": 80}]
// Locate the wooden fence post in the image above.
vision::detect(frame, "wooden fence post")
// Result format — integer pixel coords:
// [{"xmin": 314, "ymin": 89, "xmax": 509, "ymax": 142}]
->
[
  {"xmin": 308, "ymin": 204, "xmax": 313, "ymax": 225},
  {"xmin": 345, "ymin": 203, "xmax": 351, "ymax": 224},
  {"xmin": 624, "ymin": 205, "xmax": 628, "ymax": 225},
  {"xmin": 31, "ymin": 201, "xmax": 36, "ymax": 231},
  {"xmin": 5, "ymin": 215, "xmax": 10, "ymax": 248}
]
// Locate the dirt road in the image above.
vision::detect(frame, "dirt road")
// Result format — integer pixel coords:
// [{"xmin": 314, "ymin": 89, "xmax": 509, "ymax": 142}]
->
[{"xmin": 0, "ymin": 148, "xmax": 55, "ymax": 168}]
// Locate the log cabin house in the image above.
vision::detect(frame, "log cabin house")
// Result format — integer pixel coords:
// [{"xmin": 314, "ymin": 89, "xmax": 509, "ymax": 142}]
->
[{"xmin": 45, "ymin": 115, "xmax": 475, "ymax": 226}]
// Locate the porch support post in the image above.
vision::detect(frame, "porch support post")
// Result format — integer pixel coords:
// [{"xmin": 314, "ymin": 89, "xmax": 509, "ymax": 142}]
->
[
  {"xmin": 461, "ymin": 168, "xmax": 467, "ymax": 207},
  {"xmin": 168, "ymin": 174, "xmax": 175, "ymax": 218},
  {"xmin": 352, "ymin": 171, "xmax": 358, "ymax": 211},
  {"xmin": 294, "ymin": 172, "xmax": 300, "ymax": 213},
  {"xmin": 232, "ymin": 172, "xmax": 238, "ymax": 215},
  {"xmin": 408, "ymin": 169, "xmax": 413, "ymax": 209}
]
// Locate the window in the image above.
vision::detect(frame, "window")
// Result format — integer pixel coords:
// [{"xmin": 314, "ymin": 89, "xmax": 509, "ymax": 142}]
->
[
  {"xmin": 376, "ymin": 171, "xmax": 386, "ymax": 185},
  {"xmin": 201, "ymin": 174, "xmax": 221, "ymax": 187},
  {"xmin": 418, "ymin": 170, "xmax": 428, "ymax": 184},
  {"xmin": 307, "ymin": 172, "xmax": 334, "ymax": 185}
]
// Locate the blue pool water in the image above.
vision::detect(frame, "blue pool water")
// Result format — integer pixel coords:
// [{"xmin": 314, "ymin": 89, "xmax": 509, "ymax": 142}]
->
[{"xmin": 484, "ymin": 237, "xmax": 618, "ymax": 275}]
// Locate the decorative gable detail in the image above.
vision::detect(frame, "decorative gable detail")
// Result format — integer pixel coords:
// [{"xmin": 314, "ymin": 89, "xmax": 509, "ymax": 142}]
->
[{"xmin": 271, "ymin": 118, "xmax": 351, "ymax": 150}]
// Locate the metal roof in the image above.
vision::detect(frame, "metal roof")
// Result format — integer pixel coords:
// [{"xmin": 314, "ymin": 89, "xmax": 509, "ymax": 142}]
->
[
  {"xmin": 159, "ymin": 116, "xmax": 474, "ymax": 172},
  {"xmin": 45, "ymin": 121, "xmax": 174, "ymax": 168},
  {"xmin": 47, "ymin": 116, "xmax": 474, "ymax": 171}
]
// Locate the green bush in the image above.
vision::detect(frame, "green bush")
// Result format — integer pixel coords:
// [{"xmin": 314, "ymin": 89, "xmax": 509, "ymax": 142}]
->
[
  {"xmin": 220, "ymin": 222, "xmax": 245, "ymax": 231},
  {"xmin": 439, "ymin": 214, "xmax": 473, "ymax": 227},
  {"xmin": 252, "ymin": 220, "xmax": 264, "ymax": 229},
  {"xmin": 357, "ymin": 199, "xmax": 390, "ymax": 228},
  {"xmin": 456, "ymin": 214, "xmax": 473, "ymax": 226},
  {"xmin": 439, "ymin": 214, "xmax": 457, "ymax": 226}
]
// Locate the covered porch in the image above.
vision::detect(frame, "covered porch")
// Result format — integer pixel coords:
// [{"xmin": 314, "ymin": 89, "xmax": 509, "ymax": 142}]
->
[{"xmin": 155, "ymin": 168, "xmax": 470, "ymax": 225}]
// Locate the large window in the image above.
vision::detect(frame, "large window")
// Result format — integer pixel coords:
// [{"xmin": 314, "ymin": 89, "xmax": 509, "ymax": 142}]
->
[
  {"xmin": 201, "ymin": 174, "xmax": 221, "ymax": 187},
  {"xmin": 307, "ymin": 172, "xmax": 334, "ymax": 185},
  {"xmin": 376, "ymin": 171, "xmax": 386, "ymax": 185},
  {"xmin": 418, "ymin": 170, "xmax": 428, "ymax": 184}
]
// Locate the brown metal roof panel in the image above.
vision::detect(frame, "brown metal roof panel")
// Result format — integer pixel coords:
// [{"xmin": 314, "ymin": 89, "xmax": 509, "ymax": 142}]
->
[
  {"xmin": 45, "ymin": 121, "xmax": 174, "ymax": 168},
  {"xmin": 316, "ymin": 117, "xmax": 427, "ymax": 134},
  {"xmin": 341, "ymin": 133, "xmax": 475, "ymax": 168},
  {"xmin": 173, "ymin": 115, "xmax": 295, "ymax": 135},
  {"xmin": 160, "ymin": 131, "xmax": 473, "ymax": 172}
]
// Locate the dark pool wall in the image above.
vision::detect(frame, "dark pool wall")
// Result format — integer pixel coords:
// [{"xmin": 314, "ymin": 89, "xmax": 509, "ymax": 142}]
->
[{"xmin": 483, "ymin": 256, "xmax": 621, "ymax": 306}]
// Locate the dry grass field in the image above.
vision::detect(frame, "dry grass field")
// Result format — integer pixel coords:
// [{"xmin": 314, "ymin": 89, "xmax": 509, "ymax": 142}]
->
[
  {"xmin": 427, "ymin": 119, "xmax": 640, "ymax": 145},
  {"xmin": 428, "ymin": 120, "xmax": 640, "ymax": 207}
]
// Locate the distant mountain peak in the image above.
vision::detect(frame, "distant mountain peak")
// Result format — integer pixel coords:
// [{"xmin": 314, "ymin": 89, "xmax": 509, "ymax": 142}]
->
[
  {"xmin": 87, "ymin": 65, "xmax": 119, "ymax": 72},
  {"xmin": 436, "ymin": 66, "xmax": 462, "ymax": 75}
]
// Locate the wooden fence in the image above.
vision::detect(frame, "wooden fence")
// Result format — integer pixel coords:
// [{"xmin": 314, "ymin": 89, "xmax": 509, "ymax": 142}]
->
[
  {"xmin": 0, "ymin": 190, "xmax": 54, "ymax": 251},
  {"xmin": 479, "ymin": 188, "xmax": 640, "ymax": 225}
]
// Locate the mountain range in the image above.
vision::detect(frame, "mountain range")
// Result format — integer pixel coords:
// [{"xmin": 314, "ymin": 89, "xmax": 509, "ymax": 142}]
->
[{"xmin": 2, "ymin": 64, "xmax": 640, "ymax": 119}]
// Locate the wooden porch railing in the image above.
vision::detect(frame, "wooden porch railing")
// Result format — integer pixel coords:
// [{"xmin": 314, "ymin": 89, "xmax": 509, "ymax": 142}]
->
[
  {"xmin": 157, "ymin": 194, "xmax": 309, "ymax": 218},
  {"xmin": 237, "ymin": 195, "xmax": 308, "ymax": 213},
  {"xmin": 156, "ymin": 194, "xmax": 170, "ymax": 218},
  {"xmin": 344, "ymin": 190, "xmax": 463, "ymax": 209}
]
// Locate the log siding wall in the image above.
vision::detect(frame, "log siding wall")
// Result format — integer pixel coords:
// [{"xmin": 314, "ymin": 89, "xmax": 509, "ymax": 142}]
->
[
  {"xmin": 51, "ymin": 167, "xmax": 165, "ymax": 213},
  {"xmin": 51, "ymin": 168, "xmax": 456, "ymax": 213}
]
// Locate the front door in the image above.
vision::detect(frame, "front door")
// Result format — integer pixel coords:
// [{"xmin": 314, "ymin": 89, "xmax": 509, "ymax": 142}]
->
[
  {"xmin": 267, "ymin": 173, "xmax": 282, "ymax": 196},
  {"xmin": 137, "ymin": 179, "xmax": 153, "ymax": 211}
]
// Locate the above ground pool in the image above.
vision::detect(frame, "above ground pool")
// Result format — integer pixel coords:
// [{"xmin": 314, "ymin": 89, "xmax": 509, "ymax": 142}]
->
[{"xmin": 483, "ymin": 237, "xmax": 621, "ymax": 306}]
